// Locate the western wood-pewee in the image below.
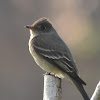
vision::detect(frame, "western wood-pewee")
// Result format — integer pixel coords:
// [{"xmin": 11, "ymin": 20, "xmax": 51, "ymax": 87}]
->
[{"xmin": 25, "ymin": 17, "xmax": 89, "ymax": 100}]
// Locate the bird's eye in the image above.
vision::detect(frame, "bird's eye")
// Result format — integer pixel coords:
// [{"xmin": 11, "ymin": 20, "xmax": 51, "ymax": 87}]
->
[{"xmin": 40, "ymin": 25, "xmax": 46, "ymax": 30}]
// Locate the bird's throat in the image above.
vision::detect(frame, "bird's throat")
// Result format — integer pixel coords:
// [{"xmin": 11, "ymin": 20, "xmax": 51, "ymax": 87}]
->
[{"xmin": 29, "ymin": 30, "xmax": 35, "ymax": 40}]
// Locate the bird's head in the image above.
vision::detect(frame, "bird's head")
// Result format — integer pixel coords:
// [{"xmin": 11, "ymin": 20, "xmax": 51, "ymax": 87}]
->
[{"xmin": 25, "ymin": 17, "xmax": 54, "ymax": 37}]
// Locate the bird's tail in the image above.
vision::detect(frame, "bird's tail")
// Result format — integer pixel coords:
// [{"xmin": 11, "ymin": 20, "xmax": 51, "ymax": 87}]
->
[
  {"xmin": 63, "ymin": 73, "xmax": 90, "ymax": 100},
  {"xmin": 70, "ymin": 78, "xmax": 90, "ymax": 100}
]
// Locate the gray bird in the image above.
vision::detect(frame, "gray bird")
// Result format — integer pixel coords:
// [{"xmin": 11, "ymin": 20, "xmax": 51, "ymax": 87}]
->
[{"xmin": 25, "ymin": 17, "xmax": 90, "ymax": 100}]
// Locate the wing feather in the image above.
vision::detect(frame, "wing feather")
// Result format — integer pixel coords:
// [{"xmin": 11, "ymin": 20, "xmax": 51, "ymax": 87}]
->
[{"xmin": 33, "ymin": 44, "xmax": 76, "ymax": 73}]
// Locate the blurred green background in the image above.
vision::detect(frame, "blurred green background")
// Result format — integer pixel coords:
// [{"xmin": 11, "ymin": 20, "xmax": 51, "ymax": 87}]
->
[{"xmin": 0, "ymin": 0, "xmax": 100, "ymax": 100}]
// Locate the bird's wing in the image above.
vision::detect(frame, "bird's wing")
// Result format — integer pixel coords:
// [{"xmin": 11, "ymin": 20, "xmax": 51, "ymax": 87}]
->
[
  {"xmin": 32, "ymin": 35, "xmax": 86, "ymax": 85},
  {"xmin": 33, "ymin": 43, "xmax": 75, "ymax": 72},
  {"xmin": 33, "ymin": 41, "xmax": 86, "ymax": 85}
]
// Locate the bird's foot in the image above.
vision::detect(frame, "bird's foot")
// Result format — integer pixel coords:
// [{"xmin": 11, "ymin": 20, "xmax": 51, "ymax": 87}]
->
[{"xmin": 43, "ymin": 72, "xmax": 51, "ymax": 76}]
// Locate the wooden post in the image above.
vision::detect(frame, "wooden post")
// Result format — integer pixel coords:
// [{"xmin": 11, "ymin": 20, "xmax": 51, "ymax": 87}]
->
[{"xmin": 43, "ymin": 74, "xmax": 62, "ymax": 100}]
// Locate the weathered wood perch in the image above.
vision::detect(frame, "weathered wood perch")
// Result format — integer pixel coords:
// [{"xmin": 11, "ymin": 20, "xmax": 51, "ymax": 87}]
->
[
  {"xmin": 91, "ymin": 81, "xmax": 100, "ymax": 100},
  {"xmin": 43, "ymin": 74, "xmax": 62, "ymax": 100}
]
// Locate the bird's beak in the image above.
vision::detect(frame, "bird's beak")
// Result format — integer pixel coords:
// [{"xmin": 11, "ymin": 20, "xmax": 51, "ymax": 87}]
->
[{"xmin": 25, "ymin": 25, "xmax": 35, "ymax": 30}]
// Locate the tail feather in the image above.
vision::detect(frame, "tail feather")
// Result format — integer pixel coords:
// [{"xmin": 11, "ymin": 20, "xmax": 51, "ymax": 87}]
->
[
  {"xmin": 71, "ymin": 79, "xmax": 90, "ymax": 100},
  {"xmin": 64, "ymin": 73, "xmax": 90, "ymax": 100}
]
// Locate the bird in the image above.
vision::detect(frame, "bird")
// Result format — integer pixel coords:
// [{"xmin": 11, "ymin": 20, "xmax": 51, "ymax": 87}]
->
[{"xmin": 25, "ymin": 17, "xmax": 90, "ymax": 100}]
